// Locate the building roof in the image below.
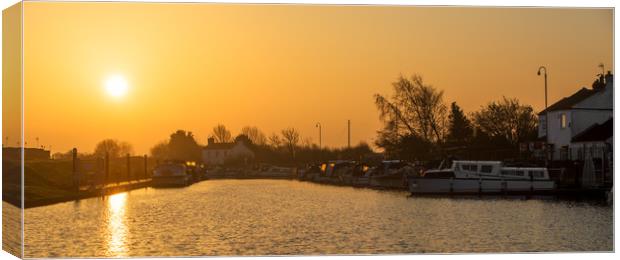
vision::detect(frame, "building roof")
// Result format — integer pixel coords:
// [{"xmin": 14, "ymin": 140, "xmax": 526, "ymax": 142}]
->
[
  {"xmin": 538, "ymin": 87, "xmax": 600, "ymax": 115},
  {"xmin": 571, "ymin": 118, "xmax": 613, "ymax": 143},
  {"xmin": 204, "ymin": 142, "xmax": 237, "ymax": 150}
]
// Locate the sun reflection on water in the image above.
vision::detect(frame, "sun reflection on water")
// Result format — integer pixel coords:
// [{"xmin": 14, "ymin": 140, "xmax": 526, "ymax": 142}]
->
[{"xmin": 107, "ymin": 192, "xmax": 128, "ymax": 256}]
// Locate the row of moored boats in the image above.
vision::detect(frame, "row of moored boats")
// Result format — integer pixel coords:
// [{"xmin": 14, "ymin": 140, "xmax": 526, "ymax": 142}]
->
[
  {"xmin": 151, "ymin": 159, "xmax": 556, "ymax": 195},
  {"xmin": 299, "ymin": 159, "xmax": 555, "ymax": 195}
]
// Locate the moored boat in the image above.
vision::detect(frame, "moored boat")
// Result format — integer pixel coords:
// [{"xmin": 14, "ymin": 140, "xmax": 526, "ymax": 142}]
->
[
  {"xmin": 368, "ymin": 160, "xmax": 418, "ymax": 189},
  {"xmin": 407, "ymin": 160, "xmax": 555, "ymax": 195},
  {"xmin": 256, "ymin": 165, "xmax": 295, "ymax": 178},
  {"xmin": 152, "ymin": 162, "xmax": 192, "ymax": 187}
]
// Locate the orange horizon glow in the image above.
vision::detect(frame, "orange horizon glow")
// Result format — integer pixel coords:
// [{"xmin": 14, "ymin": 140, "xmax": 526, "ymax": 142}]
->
[{"xmin": 16, "ymin": 2, "xmax": 613, "ymax": 155}]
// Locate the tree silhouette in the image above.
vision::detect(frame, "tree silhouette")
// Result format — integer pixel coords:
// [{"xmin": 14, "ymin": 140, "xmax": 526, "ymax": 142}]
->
[
  {"xmin": 472, "ymin": 97, "xmax": 538, "ymax": 147},
  {"xmin": 167, "ymin": 130, "xmax": 202, "ymax": 162},
  {"xmin": 211, "ymin": 124, "xmax": 232, "ymax": 143},
  {"xmin": 374, "ymin": 74, "xmax": 447, "ymax": 158},
  {"xmin": 240, "ymin": 126, "xmax": 267, "ymax": 145},
  {"xmin": 281, "ymin": 128, "xmax": 300, "ymax": 160},
  {"xmin": 150, "ymin": 141, "xmax": 170, "ymax": 160},
  {"xmin": 447, "ymin": 102, "xmax": 473, "ymax": 145},
  {"xmin": 268, "ymin": 133, "xmax": 282, "ymax": 148},
  {"xmin": 374, "ymin": 74, "xmax": 447, "ymax": 145},
  {"xmin": 94, "ymin": 139, "xmax": 133, "ymax": 158}
]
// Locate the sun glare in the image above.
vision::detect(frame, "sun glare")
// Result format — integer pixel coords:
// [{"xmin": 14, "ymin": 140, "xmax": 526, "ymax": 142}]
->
[{"xmin": 105, "ymin": 75, "xmax": 128, "ymax": 98}]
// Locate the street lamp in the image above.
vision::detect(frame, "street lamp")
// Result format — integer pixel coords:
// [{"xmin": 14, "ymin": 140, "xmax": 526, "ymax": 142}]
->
[
  {"xmin": 537, "ymin": 66, "xmax": 548, "ymax": 109},
  {"xmin": 315, "ymin": 122, "xmax": 322, "ymax": 149},
  {"xmin": 537, "ymin": 66, "xmax": 549, "ymax": 162}
]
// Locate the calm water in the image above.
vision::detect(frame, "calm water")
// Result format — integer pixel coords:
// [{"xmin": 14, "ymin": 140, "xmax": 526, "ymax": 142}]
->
[{"xmin": 23, "ymin": 179, "xmax": 612, "ymax": 257}]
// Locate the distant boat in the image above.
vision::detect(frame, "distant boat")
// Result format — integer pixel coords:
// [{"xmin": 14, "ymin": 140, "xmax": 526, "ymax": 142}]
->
[
  {"xmin": 407, "ymin": 160, "xmax": 555, "ymax": 195},
  {"xmin": 367, "ymin": 160, "xmax": 418, "ymax": 189},
  {"xmin": 152, "ymin": 162, "xmax": 192, "ymax": 187},
  {"xmin": 256, "ymin": 165, "xmax": 295, "ymax": 178}
]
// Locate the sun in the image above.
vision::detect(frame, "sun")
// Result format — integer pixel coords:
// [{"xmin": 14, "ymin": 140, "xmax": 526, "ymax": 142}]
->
[{"xmin": 104, "ymin": 75, "xmax": 128, "ymax": 98}]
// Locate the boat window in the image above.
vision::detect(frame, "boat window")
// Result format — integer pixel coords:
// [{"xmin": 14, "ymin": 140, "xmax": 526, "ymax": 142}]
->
[
  {"xmin": 480, "ymin": 165, "xmax": 493, "ymax": 173},
  {"xmin": 529, "ymin": 171, "xmax": 545, "ymax": 178},
  {"xmin": 461, "ymin": 164, "xmax": 478, "ymax": 171},
  {"xmin": 515, "ymin": 170, "xmax": 525, "ymax": 176}
]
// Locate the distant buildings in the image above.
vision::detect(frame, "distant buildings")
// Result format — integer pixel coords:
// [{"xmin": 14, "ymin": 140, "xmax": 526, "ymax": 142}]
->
[
  {"xmin": 538, "ymin": 72, "xmax": 613, "ymax": 186},
  {"xmin": 202, "ymin": 137, "xmax": 255, "ymax": 166}
]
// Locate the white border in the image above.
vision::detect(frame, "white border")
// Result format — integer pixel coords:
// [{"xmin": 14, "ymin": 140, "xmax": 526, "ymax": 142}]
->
[{"xmin": 1, "ymin": 1, "xmax": 617, "ymax": 260}]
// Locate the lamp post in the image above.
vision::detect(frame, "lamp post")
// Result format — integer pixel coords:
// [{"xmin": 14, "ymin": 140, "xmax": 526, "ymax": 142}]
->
[
  {"xmin": 315, "ymin": 123, "xmax": 322, "ymax": 149},
  {"xmin": 537, "ymin": 66, "xmax": 549, "ymax": 163}
]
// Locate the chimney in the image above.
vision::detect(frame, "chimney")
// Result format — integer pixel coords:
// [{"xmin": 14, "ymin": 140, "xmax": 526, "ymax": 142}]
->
[
  {"xmin": 605, "ymin": 71, "xmax": 613, "ymax": 87},
  {"xmin": 208, "ymin": 137, "xmax": 215, "ymax": 145}
]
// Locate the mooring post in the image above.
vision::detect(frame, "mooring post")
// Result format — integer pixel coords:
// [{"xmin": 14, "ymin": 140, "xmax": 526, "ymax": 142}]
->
[
  {"xmin": 126, "ymin": 153, "xmax": 131, "ymax": 183},
  {"xmin": 144, "ymin": 154, "xmax": 147, "ymax": 180},
  {"xmin": 72, "ymin": 148, "xmax": 78, "ymax": 191},
  {"xmin": 105, "ymin": 152, "xmax": 110, "ymax": 186}
]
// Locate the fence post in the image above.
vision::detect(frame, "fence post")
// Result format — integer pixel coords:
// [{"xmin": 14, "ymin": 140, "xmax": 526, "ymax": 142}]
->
[
  {"xmin": 144, "ymin": 154, "xmax": 148, "ymax": 180},
  {"xmin": 126, "ymin": 153, "xmax": 131, "ymax": 183},
  {"xmin": 72, "ymin": 148, "xmax": 79, "ymax": 191}
]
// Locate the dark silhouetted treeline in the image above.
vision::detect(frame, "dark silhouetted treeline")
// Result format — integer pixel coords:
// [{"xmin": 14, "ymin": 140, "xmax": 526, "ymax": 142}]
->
[{"xmin": 375, "ymin": 74, "xmax": 539, "ymax": 162}]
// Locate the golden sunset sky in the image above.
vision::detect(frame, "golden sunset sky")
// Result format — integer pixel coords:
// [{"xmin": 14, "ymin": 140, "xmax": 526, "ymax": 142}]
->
[{"xmin": 19, "ymin": 2, "xmax": 612, "ymax": 154}]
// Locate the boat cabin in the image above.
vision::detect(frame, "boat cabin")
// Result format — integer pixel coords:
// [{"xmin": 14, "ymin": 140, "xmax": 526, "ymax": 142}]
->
[
  {"xmin": 323, "ymin": 160, "xmax": 357, "ymax": 177},
  {"xmin": 424, "ymin": 160, "xmax": 550, "ymax": 180}
]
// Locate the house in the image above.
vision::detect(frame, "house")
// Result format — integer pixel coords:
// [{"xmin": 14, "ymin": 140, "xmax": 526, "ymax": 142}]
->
[
  {"xmin": 202, "ymin": 137, "xmax": 255, "ymax": 166},
  {"xmin": 569, "ymin": 118, "xmax": 613, "ymax": 186},
  {"xmin": 538, "ymin": 72, "xmax": 613, "ymax": 161}
]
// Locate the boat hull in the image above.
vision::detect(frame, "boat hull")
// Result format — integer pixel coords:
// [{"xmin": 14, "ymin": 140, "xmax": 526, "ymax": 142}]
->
[
  {"xmin": 152, "ymin": 176, "xmax": 190, "ymax": 187},
  {"xmin": 407, "ymin": 177, "xmax": 555, "ymax": 195}
]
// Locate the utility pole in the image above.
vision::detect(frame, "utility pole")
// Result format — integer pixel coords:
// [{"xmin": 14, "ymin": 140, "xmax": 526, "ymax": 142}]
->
[{"xmin": 347, "ymin": 120, "xmax": 351, "ymax": 148}]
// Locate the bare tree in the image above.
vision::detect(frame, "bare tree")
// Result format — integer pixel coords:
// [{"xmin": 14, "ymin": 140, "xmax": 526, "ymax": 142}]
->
[
  {"xmin": 472, "ymin": 97, "xmax": 538, "ymax": 146},
  {"xmin": 94, "ymin": 139, "xmax": 133, "ymax": 158},
  {"xmin": 212, "ymin": 124, "xmax": 232, "ymax": 143},
  {"xmin": 375, "ymin": 74, "xmax": 447, "ymax": 146},
  {"xmin": 302, "ymin": 137, "xmax": 313, "ymax": 148},
  {"xmin": 241, "ymin": 126, "xmax": 267, "ymax": 145},
  {"xmin": 281, "ymin": 127, "xmax": 300, "ymax": 160},
  {"xmin": 268, "ymin": 133, "xmax": 282, "ymax": 148}
]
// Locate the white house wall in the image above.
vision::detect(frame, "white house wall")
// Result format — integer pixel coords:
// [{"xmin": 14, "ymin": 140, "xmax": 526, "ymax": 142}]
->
[
  {"xmin": 538, "ymin": 114, "xmax": 547, "ymax": 138},
  {"xmin": 202, "ymin": 142, "xmax": 255, "ymax": 166},
  {"xmin": 546, "ymin": 110, "xmax": 573, "ymax": 150},
  {"xmin": 570, "ymin": 110, "xmax": 613, "ymax": 138}
]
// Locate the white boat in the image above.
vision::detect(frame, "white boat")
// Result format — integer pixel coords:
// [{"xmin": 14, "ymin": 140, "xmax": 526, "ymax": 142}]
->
[
  {"xmin": 152, "ymin": 162, "xmax": 191, "ymax": 187},
  {"xmin": 407, "ymin": 160, "xmax": 555, "ymax": 195}
]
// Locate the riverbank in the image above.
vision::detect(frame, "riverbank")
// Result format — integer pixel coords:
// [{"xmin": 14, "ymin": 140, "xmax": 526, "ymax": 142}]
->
[{"xmin": 3, "ymin": 159, "xmax": 612, "ymax": 209}]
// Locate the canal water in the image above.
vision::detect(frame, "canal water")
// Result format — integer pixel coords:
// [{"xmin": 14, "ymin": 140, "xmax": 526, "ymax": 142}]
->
[{"xmin": 22, "ymin": 179, "xmax": 612, "ymax": 257}]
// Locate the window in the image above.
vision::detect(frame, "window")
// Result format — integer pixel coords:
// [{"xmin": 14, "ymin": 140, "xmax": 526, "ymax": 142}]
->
[
  {"xmin": 529, "ymin": 171, "xmax": 545, "ymax": 178},
  {"xmin": 462, "ymin": 164, "xmax": 478, "ymax": 172},
  {"xmin": 480, "ymin": 165, "xmax": 493, "ymax": 173},
  {"xmin": 560, "ymin": 113, "xmax": 567, "ymax": 129}
]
